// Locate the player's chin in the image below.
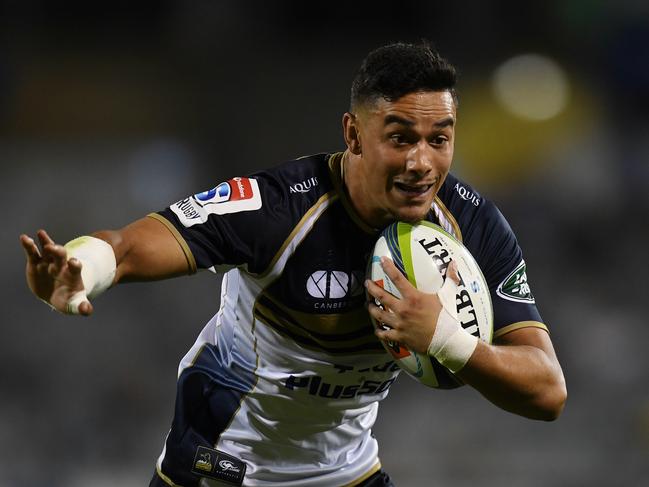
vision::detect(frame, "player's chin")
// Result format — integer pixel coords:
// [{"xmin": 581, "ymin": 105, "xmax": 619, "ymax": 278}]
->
[
  {"xmin": 393, "ymin": 205, "xmax": 431, "ymax": 224},
  {"xmin": 389, "ymin": 192, "xmax": 435, "ymax": 223}
]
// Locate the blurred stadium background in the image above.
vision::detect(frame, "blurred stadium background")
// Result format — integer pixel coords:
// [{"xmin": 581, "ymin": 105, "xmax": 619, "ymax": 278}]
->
[{"xmin": 2, "ymin": 1, "xmax": 648, "ymax": 486}]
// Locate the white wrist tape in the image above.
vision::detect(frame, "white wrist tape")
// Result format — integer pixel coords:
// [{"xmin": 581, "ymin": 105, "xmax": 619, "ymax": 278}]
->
[
  {"xmin": 63, "ymin": 236, "xmax": 116, "ymax": 314},
  {"xmin": 427, "ymin": 274, "xmax": 479, "ymax": 373}
]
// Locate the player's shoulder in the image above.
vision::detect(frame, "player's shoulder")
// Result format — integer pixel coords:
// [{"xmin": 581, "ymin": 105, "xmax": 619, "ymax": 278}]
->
[
  {"xmin": 237, "ymin": 153, "xmax": 338, "ymax": 236},
  {"xmin": 436, "ymin": 172, "xmax": 503, "ymax": 232},
  {"xmin": 435, "ymin": 173, "xmax": 519, "ymax": 274},
  {"xmin": 252, "ymin": 152, "xmax": 335, "ymax": 202}
]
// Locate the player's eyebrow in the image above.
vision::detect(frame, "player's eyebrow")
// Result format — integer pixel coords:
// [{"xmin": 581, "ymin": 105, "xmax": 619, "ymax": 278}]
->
[
  {"xmin": 434, "ymin": 116, "xmax": 455, "ymax": 128},
  {"xmin": 383, "ymin": 114, "xmax": 456, "ymax": 128},
  {"xmin": 383, "ymin": 115, "xmax": 414, "ymax": 127}
]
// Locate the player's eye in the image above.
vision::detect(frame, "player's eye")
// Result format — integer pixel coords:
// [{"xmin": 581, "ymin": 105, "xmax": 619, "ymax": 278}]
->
[
  {"xmin": 430, "ymin": 135, "xmax": 449, "ymax": 147},
  {"xmin": 390, "ymin": 132, "xmax": 413, "ymax": 145},
  {"xmin": 389, "ymin": 133, "xmax": 408, "ymax": 145}
]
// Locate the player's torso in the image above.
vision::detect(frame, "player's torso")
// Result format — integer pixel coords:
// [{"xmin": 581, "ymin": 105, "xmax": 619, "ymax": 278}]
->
[
  {"xmin": 161, "ymin": 152, "xmax": 541, "ymax": 485},
  {"xmin": 175, "ymin": 154, "xmax": 399, "ymax": 484}
]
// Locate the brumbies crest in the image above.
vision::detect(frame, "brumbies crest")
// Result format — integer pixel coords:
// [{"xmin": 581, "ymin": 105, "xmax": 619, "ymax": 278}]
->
[
  {"xmin": 191, "ymin": 446, "xmax": 246, "ymax": 485},
  {"xmin": 496, "ymin": 260, "xmax": 535, "ymax": 303}
]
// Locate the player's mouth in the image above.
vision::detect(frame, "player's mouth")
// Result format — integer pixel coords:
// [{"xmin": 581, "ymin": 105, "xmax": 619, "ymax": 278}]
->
[{"xmin": 393, "ymin": 181, "xmax": 436, "ymax": 198}]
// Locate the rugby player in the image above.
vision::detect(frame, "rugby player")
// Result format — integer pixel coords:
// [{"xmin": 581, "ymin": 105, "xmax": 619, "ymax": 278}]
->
[{"xmin": 20, "ymin": 42, "xmax": 566, "ymax": 486}]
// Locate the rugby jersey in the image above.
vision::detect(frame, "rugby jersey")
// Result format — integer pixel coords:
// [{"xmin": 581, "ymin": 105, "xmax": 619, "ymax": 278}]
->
[{"xmin": 149, "ymin": 152, "xmax": 545, "ymax": 486}]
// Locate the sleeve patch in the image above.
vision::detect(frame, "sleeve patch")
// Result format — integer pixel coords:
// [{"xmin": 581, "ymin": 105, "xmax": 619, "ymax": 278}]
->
[
  {"xmin": 170, "ymin": 177, "xmax": 262, "ymax": 227},
  {"xmin": 496, "ymin": 259, "xmax": 535, "ymax": 303}
]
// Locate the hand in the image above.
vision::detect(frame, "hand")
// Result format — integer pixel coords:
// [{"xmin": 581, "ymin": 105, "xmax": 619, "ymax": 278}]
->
[
  {"xmin": 20, "ymin": 229, "xmax": 93, "ymax": 316},
  {"xmin": 366, "ymin": 257, "xmax": 459, "ymax": 354}
]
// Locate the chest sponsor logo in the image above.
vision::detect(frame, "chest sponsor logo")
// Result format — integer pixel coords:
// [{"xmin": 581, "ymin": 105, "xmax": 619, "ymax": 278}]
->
[
  {"xmin": 284, "ymin": 361, "xmax": 401, "ymax": 400},
  {"xmin": 496, "ymin": 259, "xmax": 535, "ymax": 303},
  {"xmin": 454, "ymin": 182, "xmax": 481, "ymax": 207},
  {"xmin": 171, "ymin": 177, "xmax": 262, "ymax": 227},
  {"xmin": 307, "ymin": 270, "xmax": 364, "ymax": 299},
  {"xmin": 290, "ymin": 176, "xmax": 318, "ymax": 194}
]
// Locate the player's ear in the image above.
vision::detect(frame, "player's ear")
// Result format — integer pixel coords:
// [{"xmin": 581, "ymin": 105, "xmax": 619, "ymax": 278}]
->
[{"xmin": 342, "ymin": 112, "xmax": 362, "ymax": 155}]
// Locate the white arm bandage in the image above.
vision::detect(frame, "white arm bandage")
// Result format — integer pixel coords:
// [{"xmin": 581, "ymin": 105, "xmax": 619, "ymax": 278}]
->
[
  {"xmin": 427, "ymin": 275, "xmax": 479, "ymax": 373},
  {"xmin": 63, "ymin": 236, "xmax": 116, "ymax": 315}
]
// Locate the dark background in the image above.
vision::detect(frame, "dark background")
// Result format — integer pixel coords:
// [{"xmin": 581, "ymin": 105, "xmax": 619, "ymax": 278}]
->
[{"xmin": 2, "ymin": 1, "xmax": 648, "ymax": 486}]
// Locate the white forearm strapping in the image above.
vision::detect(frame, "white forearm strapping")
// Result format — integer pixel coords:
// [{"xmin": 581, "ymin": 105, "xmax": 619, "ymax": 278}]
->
[
  {"xmin": 63, "ymin": 236, "xmax": 116, "ymax": 314},
  {"xmin": 427, "ymin": 274, "xmax": 479, "ymax": 373}
]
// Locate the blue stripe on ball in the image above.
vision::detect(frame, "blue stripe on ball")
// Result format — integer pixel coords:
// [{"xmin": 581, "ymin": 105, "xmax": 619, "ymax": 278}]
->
[{"xmin": 381, "ymin": 223, "xmax": 406, "ymax": 275}]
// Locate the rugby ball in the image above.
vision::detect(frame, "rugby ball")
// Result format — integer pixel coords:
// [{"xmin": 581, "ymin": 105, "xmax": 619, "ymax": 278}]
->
[{"xmin": 368, "ymin": 221, "xmax": 493, "ymax": 388}]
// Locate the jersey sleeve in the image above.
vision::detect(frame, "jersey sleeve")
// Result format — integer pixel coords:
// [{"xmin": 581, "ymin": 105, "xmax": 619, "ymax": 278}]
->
[
  {"xmin": 462, "ymin": 199, "xmax": 546, "ymax": 338},
  {"xmin": 153, "ymin": 172, "xmax": 292, "ymax": 275}
]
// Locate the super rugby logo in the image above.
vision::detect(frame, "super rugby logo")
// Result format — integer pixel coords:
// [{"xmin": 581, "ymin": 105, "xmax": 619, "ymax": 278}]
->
[
  {"xmin": 171, "ymin": 177, "xmax": 262, "ymax": 227},
  {"xmin": 196, "ymin": 177, "xmax": 251, "ymax": 205},
  {"xmin": 195, "ymin": 182, "xmax": 230, "ymax": 202}
]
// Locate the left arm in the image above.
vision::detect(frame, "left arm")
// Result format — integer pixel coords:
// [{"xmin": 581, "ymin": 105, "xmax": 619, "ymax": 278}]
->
[
  {"xmin": 367, "ymin": 258, "xmax": 566, "ymax": 421},
  {"xmin": 456, "ymin": 327, "xmax": 566, "ymax": 421}
]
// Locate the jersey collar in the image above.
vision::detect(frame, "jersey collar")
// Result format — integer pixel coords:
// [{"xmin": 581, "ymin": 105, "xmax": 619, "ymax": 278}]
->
[{"xmin": 327, "ymin": 151, "xmax": 378, "ymax": 235}]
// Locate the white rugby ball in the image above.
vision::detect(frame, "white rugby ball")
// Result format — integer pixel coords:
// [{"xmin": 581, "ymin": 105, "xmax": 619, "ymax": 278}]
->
[{"xmin": 368, "ymin": 221, "xmax": 493, "ymax": 388}]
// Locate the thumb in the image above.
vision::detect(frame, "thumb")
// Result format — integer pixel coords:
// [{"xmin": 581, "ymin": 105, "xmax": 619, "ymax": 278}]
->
[
  {"xmin": 65, "ymin": 291, "xmax": 94, "ymax": 316},
  {"xmin": 77, "ymin": 300, "xmax": 94, "ymax": 316},
  {"xmin": 437, "ymin": 263, "xmax": 459, "ymax": 318}
]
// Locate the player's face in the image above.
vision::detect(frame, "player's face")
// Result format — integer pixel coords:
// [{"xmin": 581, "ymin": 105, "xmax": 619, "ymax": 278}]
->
[{"xmin": 345, "ymin": 91, "xmax": 456, "ymax": 228}]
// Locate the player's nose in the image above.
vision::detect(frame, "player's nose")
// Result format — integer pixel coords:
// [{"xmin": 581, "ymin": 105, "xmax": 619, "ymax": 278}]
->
[{"xmin": 405, "ymin": 141, "xmax": 433, "ymax": 176}]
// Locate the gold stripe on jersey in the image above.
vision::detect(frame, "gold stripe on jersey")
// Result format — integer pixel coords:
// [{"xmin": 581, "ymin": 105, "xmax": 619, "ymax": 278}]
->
[
  {"xmin": 432, "ymin": 196, "xmax": 463, "ymax": 242},
  {"xmin": 344, "ymin": 461, "xmax": 382, "ymax": 487},
  {"xmin": 493, "ymin": 320, "xmax": 549, "ymax": 339},
  {"xmin": 147, "ymin": 213, "xmax": 198, "ymax": 274},
  {"xmin": 328, "ymin": 152, "xmax": 377, "ymax": 235},
  {"xmin": 154, "ymin": 466, "xmax": 183, "ymax": 487},
  {"xmin": 255, "ymin": 191, "xmax": 339, "ymax": 280},
  {"xmin": 254, "ymin": 292, "xmax": 385, "ymax": 354}
]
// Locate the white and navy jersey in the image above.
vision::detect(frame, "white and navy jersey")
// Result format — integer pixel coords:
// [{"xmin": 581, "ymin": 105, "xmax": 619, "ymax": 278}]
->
[{"xmin": 149, "ymin": 152, "xmax": 546, "ymax": 487}]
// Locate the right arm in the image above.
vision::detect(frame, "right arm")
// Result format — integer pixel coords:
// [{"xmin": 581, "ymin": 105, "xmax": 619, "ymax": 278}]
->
[
  {"xmin": 20, "ymin": 215, "xmax": 189, "ymax": 316},
  {"xmin": 93, "ymin": 215, "xmax": 191, "ymax": 283}
]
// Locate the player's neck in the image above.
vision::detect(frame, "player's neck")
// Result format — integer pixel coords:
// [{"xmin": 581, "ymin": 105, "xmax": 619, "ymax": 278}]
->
[{"xmin": 342, "ymin": 151, "xmax": 384, "ymax": 230}]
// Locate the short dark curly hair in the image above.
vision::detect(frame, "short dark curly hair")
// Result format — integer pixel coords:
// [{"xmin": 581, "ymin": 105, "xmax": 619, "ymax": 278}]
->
[{"xmin": 350, "ymin": 41, "xmax": 458, "ymax": 111}]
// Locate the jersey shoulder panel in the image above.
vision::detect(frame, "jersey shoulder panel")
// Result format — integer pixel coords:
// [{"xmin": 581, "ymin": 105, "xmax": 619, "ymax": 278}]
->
[
  {"xmin": 436, "ymin": 173, "xmax": 544, "ymax": 332},
  {"xmin": 158, "ymin": 153, "xmax": 337, "ymax": 274},
  {"xmin": 437, "ymin": 173, "xmax": 512, "ymax": 284}
]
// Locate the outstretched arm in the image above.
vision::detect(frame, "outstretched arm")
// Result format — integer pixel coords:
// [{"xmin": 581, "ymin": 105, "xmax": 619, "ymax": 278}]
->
[
  {"xmin": 366, "ymin": 257, "xmax": 566, "ymax": 421},
  {"xmin": 20, "ymin": 216, "xmax": 189, "ymax": 316}
]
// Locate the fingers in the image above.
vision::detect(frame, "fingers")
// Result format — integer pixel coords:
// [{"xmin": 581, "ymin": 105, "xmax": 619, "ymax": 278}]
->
[
  {"xmin": 67, "ymin": 257, "xmax": 83, "ymax": 277},
  {"xmin": 37, "ymin": 229, "xmax": 55, "ymax": 248},
  {"xmin": 20, "ymin": 234, "xmax": 42, "ymax": 264},
  {"xmin": 374, "ymin": 325, "xmax": 397, "ymax": 343},
  {"xmin": 378, "ymin": 257, "xmax": 413, "ymax": 294},
  {"xmin": 44, "ymin": 243, "xmax": 67, "ymax": 268},
  {"xmin": 365, "ymin": 278, "xmax": 400, "ymax": 312},
  {"xmin": 44, "ymin": 244, "xmax": 67, "ymax": 279},
  {"xmin": 367, "ymin": 298, "xmax": 390, "ymax": 326},
  {"xmin": 20, "ymin": 230, "xmax": 61, "ymax": 267},
  {"xmin": 437, "ymin": 261, "xmax": 459, "ymax": 318},
  {"xmin": 446, "ymin": 260, "xmax": 460, "ymax": 285},
  {"xmin": 365, "ymin": 257, "xmax": 412, "ymax": 307}
]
